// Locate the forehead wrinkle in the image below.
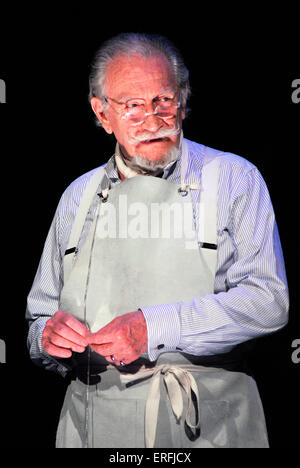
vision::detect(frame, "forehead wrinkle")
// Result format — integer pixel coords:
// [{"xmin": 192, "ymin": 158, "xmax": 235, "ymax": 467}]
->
[{"xmin": 105, "ymin": 54, "xmax": 177, "ymax": 101}]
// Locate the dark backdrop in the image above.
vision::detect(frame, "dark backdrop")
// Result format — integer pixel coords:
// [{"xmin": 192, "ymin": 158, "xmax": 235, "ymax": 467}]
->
[{"xmin": 0, "ymin": 6, "xmax": 299, "ymax": 448}]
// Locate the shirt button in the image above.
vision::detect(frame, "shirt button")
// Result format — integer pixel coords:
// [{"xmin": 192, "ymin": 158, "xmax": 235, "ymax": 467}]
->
[{"xmin": 157, "ymin": 344, "xmax": 164, "ymax": 350}]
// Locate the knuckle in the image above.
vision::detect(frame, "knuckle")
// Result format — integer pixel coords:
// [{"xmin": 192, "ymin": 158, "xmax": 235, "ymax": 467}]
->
[
  {"xmin": 53, "ymin": 310, "xmax": 62, "ymax": 319},
  {"xmin": 45, "ymin": 316, "xmax": 53, "ymax": 327}
]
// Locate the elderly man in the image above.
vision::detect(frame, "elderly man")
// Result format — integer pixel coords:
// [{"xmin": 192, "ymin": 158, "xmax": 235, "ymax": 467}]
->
[{"xmin": 26, "ymin": 33, "xmax": 289, "ymax": 448}]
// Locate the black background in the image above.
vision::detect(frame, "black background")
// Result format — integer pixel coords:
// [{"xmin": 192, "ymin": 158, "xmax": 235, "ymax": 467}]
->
[{"xmin": 0, "ymin": 6, "xmax": 299, "ymax": 448}]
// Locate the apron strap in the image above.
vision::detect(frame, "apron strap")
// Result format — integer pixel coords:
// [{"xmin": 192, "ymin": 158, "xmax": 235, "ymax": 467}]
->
[
  {"xmin": 198, "ymin": 146, "xmax": 222, "ymax": 248},
  {"xmin": 182, "ymin": 140, "xmax": 222, "ymax": 271},
  {"xmin": 197, "ymin": 147, "xmax": 222, "ymax": 277},
  {"xmin": 63, "ymin": 166, "xmax": 107, "ymax": 284}
]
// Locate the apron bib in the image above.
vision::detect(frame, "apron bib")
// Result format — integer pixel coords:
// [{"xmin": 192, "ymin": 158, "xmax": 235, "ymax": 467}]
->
[{"xmin": 56, "ymin": 139, "xmax": 269, "ymax": 448}]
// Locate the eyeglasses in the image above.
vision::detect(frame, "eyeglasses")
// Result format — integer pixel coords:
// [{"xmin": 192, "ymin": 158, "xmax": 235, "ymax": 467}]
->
[{"xmin": 104, "ymin": 94, "xmax": 181, "ymax": 126}]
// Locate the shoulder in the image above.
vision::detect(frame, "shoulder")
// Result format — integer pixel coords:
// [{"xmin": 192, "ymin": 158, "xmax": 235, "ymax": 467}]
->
[
  {"xmin": 185, "ymin": 138, "xmax": 263, "ymax": 193},
  {"xmin": 53, "ymin": 164, "xmax": 106, "ymax": 254},
  {"xmin": 184, "ymin": 138, "xmax": 270, "ymax": 208},
  {"xmin": 185, "ymin": 137, "xmax": 256, "ymax": 174}
]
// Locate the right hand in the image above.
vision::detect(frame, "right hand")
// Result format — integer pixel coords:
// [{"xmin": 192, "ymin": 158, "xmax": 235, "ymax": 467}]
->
[{"xmin": 42, "ymin": 311, "xmax": 89, "ymax": 358}]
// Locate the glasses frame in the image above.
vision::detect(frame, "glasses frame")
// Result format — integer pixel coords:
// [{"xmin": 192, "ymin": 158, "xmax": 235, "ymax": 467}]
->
[{"xmin": 103, "ymin": 92, "xmax": 182, "ymax": 126}]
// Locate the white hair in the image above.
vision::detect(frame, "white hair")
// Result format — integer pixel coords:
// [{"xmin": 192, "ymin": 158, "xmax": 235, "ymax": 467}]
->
[{"xmin": 88, "ymin": 33, "xmax": 191, "ymax": 127}]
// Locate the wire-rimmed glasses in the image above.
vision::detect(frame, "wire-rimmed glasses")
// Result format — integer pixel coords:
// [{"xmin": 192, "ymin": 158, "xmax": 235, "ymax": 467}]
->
[{"xmin": 104, "ymin": 94, "xmax": 181, "ymax": 126}]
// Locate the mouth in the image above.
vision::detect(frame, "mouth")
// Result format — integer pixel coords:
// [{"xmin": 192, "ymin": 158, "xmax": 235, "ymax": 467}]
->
[{"xmin": 140, "ymin": 137, "xmax": 169, "ymax": 144}]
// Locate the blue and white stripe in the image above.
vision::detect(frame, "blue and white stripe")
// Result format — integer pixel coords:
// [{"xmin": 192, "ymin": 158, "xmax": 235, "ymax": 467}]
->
[{"xmin": 26, "ymin": 138, "xmax": 289, "ymax": 374}]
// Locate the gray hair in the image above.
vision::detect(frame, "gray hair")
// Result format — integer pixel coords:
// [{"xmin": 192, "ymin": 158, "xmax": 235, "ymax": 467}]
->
[{"xmin": 88, "ymin": 33, "xmax": 191, "ymax": 125}]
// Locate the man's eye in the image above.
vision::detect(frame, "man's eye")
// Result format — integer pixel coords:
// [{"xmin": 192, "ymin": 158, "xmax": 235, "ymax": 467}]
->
[
  {"xmin": 159, "ymin": 97, "xmax": 172, "ymax": 102},
  {"xmin": 127, "ymin": 102, "xmax": 142, "ymax": 109}
]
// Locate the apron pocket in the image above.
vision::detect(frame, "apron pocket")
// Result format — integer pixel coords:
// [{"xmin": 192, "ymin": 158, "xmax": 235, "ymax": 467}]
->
[{"xmin": 92, "ymin": 396, "xmax": 141, "ymax": 448}]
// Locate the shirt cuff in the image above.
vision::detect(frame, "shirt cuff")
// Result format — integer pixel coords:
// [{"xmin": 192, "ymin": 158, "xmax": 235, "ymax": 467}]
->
[
  {"xmin": 140, "ymin": 303, "xmax": 181, "ymax": 361},
  {"xmin": 32, "ymin": 321, "xmax": 71, "ymax": 377}
]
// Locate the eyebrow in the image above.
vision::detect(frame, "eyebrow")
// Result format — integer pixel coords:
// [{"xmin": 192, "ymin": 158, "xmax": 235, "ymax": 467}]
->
[{"xmin": 116, "ymin": 88, "xmax": 175, "ymax": 102}]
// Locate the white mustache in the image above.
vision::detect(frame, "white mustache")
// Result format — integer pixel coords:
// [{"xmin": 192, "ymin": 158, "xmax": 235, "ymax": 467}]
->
[{"xmin": 129, "ymin": 126, "xmax": 181, "ymax": 144}]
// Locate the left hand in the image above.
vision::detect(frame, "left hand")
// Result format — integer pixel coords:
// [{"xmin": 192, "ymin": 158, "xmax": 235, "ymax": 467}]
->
[{"xmin": 87, "ymin": 310, "xmax": 148, "ymax": 366}]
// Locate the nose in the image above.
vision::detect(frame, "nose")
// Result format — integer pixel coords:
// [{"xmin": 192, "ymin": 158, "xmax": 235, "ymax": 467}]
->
[{"xmin": 141, "ymin": 111, "xmax": 163, "ymax": 133}]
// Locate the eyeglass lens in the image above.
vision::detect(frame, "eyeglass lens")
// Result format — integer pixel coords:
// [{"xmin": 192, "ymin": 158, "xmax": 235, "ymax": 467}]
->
[{"xmin": 123, "ymin": 102, "xmax": 180, "ymax": 124}]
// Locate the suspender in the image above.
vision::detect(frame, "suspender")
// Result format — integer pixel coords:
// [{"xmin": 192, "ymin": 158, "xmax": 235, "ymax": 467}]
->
[
  {"xmin": 63, "ymin": 166, "xmax": 107, "ymax": 284},
  {"xmin": 198, "ymin": 146, "xmax": 221, "ymax": 249}
]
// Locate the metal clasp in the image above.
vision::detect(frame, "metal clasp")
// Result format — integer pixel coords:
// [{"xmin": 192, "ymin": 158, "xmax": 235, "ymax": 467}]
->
[{"xmin": 178, "ymin": 186, "xmax": 188, "ymax": 197}]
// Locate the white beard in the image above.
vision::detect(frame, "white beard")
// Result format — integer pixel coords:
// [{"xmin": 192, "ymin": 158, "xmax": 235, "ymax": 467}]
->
[{"xmin": 122, "ymin": 145, "xmax": 180, "ymax": 176}]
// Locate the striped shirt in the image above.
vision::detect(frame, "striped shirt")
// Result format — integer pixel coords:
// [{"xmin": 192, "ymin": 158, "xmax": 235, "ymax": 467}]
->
[{"xmin": 26, "ymin": 137, "xmax": 289, "ymax": 376}]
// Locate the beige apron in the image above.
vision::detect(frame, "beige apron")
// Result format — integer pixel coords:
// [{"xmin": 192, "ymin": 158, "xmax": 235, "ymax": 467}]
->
[{"xmin": 56, "ymin": 139, "xmax": 269, "ymax": 448}]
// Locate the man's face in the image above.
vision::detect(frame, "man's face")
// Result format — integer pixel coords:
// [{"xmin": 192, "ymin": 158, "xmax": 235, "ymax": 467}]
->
[{"xmin": 91, "ymin": 53, "xmax": 185, "ymax": 162}]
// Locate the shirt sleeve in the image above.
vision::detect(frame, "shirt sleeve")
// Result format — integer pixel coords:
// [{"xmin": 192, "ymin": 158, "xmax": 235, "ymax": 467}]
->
[
  {"xmin": 25, "ymin": 196, "xmax": 71, "ymax": 377},
  {"xmin": 25, "ymin": 169, "xmax": 100, "ymax": 376},
  {"xmin": 141, "ymin": 167, "xmax": 289, "ymax": 361}
]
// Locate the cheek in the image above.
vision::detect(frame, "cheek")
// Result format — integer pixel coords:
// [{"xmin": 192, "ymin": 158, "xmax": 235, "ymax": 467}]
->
[
  {"xmin": 110, "ymin": 120, "xmax": 137, "ymax": 150},
  {"xmin": 108, "ymin": 117, "xmax": 128, "ymax": 144}
]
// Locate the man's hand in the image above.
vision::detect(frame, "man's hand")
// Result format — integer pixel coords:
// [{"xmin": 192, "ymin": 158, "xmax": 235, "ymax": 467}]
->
[
  {"xmin": 42, "ymin": 311, "xmax": 89, "ymax": 358},
  {"xmin": 88, "ymin": 310, "xmax": 148, "ymax": 366}
]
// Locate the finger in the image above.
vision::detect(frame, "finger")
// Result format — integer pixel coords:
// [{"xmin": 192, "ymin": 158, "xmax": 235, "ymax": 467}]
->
[
  {"xmin": 89, "ymin": 344, "xmax": 115, "ymax": 357},
  {"xmin": 52, "ymin": 322, "xmax": 88, "ymax": 348},
  {"xmin": 42, "ymin": 341, "xmax": 72, "ymax": 358},
  {"xmin": 88, "ymin": 342, "xmax": 114, "ymax": 355},
  {"xmin": 88, "ymin": 331, "xmax": 113, "ymax": 346},
  {"xmin": 49, "ymin": 332, "xmax": 86, "ymax": 353},
  {"xmin": 55, "ymin": 311, "xmax": 89, "ymax": 338}
]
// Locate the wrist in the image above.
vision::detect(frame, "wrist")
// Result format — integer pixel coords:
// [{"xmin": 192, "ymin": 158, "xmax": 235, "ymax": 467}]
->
[{"xmin": 131, "ymin": 309, "xmax": 148, "ymax": 354}]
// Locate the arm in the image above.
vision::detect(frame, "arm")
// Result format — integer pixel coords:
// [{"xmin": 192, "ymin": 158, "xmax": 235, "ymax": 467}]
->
[
  {"xmin": 26, "ymin": 203, "xmax": 69, "ymax": 375},
  {"xmin": 141, "ymin": 166, "xmax": 289, "ymax": 361},
  {"xmin": 26, "ymin": 187, "xmax": 90, "ymax": 376}
]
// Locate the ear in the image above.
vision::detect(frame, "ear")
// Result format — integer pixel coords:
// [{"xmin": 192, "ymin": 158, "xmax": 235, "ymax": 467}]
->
[
  {"xmin": 90, "ymin": 97, "xmax": 113, "ymax": 134},
  {"xmin": 180, "ymin": 84, "xmax": 189, "ymax": 120}
]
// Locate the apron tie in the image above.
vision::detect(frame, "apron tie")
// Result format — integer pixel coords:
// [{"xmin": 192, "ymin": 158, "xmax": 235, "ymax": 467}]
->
[{"xmin": 120, "ymin": 364, "xmax": 201, "ymax": 448}]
